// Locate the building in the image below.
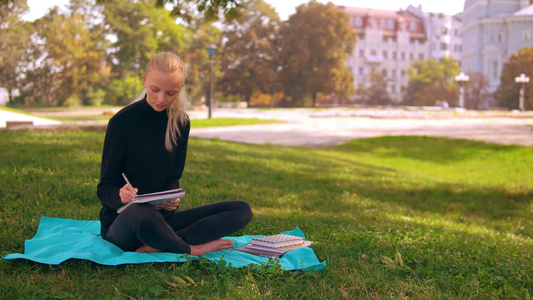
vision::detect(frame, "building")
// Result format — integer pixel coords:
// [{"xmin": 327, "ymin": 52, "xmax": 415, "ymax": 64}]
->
[
  {"xmin": 406, "ymin": 5, "xmax": 463, "ymax": 66},
  {"xmin": 339, "ymin": 5, "xmax": 462, "ymax": 102},
  {"xmin": 339, "ymin": 6, "xmax": 427, "ymax": 102},
  {"xmin": 460, "ymin": 0, "xmax": 533, "ymax": 92}
]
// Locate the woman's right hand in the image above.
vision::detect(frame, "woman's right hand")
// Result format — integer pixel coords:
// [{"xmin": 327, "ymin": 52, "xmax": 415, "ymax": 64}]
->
[{"xmin": 119, "ymin": 183, "xmax": 138, "ymax": 204}]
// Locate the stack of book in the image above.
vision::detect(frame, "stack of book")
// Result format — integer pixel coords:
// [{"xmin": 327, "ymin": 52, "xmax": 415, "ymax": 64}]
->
[{"xmin": 235, "ymin": 234, "xmax": 313, "ymax": 258}]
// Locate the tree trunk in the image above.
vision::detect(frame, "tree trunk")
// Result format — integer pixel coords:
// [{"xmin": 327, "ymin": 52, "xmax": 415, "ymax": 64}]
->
[
  {"xmin": 312, "ymin": 92, "xmax": 317, "ymax": 107},
  {"xmin": 8, "ymin": 88, "xmax": 13, "ymax": 103}
]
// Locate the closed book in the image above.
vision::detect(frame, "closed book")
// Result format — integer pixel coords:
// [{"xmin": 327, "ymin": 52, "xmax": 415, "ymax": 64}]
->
[
  {"xmin": 246, "ymin": 240, "xmax": 313, "ymax": 252},
  {"xmin": 251, "ymin": 234, "xmax": 305, "ymax": 248}
]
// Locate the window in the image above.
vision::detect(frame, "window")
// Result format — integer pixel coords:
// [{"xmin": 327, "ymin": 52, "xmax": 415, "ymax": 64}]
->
[
  {"xmin": 401, "ymin": 52, "xmax": 405, "ymax": 60},
  {"xmin": 359, "ymin": 49, "xmax": 364, "ymax": 57},
  {"xmin": 371, "ymin": 49, "xmax": 377, "ymax": 56},
  {"xmin": 401, "ymin": 69, "xmax": 406, "ymax": 77},
  {"xmin": 410, "ymin": 52, "xmax": 414, "ymax": 60},
  {"xmin": 440, "ymin": 43, "xmax": 448, "ymax": 50},
  {"xmin": 388, "ymin": 20, "xmax": 394, "ymax": 29},
  {"xmin": 392, "ymin": 51, "xmax": 397, "ymax": 59},
  {"xmin": 383, "ymin": 51, "xmax": 388, "ymax": 59},
  {"xmin": 380, "ymin": 19, "xmax": 386, "ymax": 28},
  {"xmin": 383, "ymin": 36, "xmax": 388, "ymax": 42},
  {"xmin": 454, "ymin": 29, "xmax": 458, "ymax": 37},
  {"xmin": 409, "ymin": 22, "xmax": 417, "ymax": 31},
  {"xmin": 358, "ymin": 67, "xmax": 363, "ymax": 76},
  {"xmin": 355, "ymin": 17, "xmax": 363, "ymax": 27},
  {"xmin": 358, "ymin": 34, "xmax": 365, "ymax": 40},
  {"xmin": 441, "ymin": 27, "xmax": 448, "ymax": 35},
  {"xmin": 410, "ymin": 38, "xmax": 415, "ymax": 44},
  {"xmin": 489, "ymin": 30, "xmax": 495, "ymax": 43},
  {"xmin": 522, "ymin": 30, "xmax": 531, "ymax": 42},
  {"xmin": 419, "ymin": 53, "xmax": 424, "ymax": 60},
  {"xmin": 391, "ymin": 85, "xmax": 396, "ymax": 93},
  {"xmin": 369, "ymin": 19, "xmax": 376, "ymax": 26},
  {"xmin": 490, "ymin": 60, "xmax": 499, "ymax": 80},
  {"xmin": 392, "ymin": 69, "xmax": 396, "ymax": 77},
  {"xmin": 383, "ymin": 69, "xmax": 388, "ymax": 76}
]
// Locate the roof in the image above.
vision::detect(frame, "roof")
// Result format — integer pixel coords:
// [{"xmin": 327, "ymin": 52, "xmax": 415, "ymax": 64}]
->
[{"xmin": 513, "ymin": 4, "xmax": 533, "ymax": 16}]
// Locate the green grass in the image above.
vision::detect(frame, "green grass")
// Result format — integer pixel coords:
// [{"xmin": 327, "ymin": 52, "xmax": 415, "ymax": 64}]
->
[
  {"xmin": 0, "ymin": 105, "xmax": 37, "ymax": 116},
  {"xmin": 191, "ymin": 117, "xmax": 283, "ymax": 127},
  {"xmin": 1, "ymin": 132, "xmax": 532, "ymax": 299}
]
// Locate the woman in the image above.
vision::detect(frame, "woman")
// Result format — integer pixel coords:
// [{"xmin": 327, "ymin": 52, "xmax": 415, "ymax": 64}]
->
[{"xmin": 97, "ymin": 52, "xmax": 252, "ymax": 255}]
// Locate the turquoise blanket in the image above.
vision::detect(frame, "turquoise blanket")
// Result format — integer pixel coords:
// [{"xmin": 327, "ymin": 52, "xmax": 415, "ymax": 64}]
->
[{"xmin": 3, "ymin": 216, "xmax": 326, "ymax": 271}]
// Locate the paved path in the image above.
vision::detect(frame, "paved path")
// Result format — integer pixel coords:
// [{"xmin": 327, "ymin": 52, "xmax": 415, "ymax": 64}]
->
[
  {"xmin": 189, "ymin": 108, "xmax": 533, "ymax": 147},
  {"xmin": 2, "ymin": 107, "xmax": 532, "ymax": 147},
  {"xmin": 0, "ymin": 109, "xmax": 61, "ymax": 127}
]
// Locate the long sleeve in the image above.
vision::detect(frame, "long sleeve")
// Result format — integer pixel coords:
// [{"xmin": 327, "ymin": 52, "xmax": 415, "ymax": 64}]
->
[
  {"xmin": 97, "ymin": 117, "xmax": 127, "ymax": 210},
  {"xmin": 96, "ymin": 98, "xmax": 191, "ymax": 237}
]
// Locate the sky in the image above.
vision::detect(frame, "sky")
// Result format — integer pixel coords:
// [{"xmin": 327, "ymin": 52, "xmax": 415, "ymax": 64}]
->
[{"xmin": 23, "ymin": 0, "xmax": 466, "ymax": 21}]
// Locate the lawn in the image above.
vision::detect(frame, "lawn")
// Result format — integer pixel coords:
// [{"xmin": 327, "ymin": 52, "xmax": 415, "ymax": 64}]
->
[{"xmin": 0, "ymin": 130, "xmax": 532, "ymax": 299}]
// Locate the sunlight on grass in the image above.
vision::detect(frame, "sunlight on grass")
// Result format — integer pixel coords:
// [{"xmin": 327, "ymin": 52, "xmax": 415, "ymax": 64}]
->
[
  {"xmin": 1, "ymin": 132, "xmax": 532, "ymax": 299},
  {"xmin": 190, "ymin": 117, "xmax": 283, "ymax": 128}
]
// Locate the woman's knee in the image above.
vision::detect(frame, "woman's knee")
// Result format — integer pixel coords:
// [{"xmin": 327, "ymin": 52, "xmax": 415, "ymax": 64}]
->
[
  {"xmin": 120, "ymin": 203, "xmax": 160, "ymax": 224},
  {"xmin": 235, "ymin": 200, "xmax": 253, "ymax": 225}
]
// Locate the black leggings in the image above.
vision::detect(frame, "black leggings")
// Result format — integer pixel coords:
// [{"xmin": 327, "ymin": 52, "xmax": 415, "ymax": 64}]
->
[{"xmin": 104, "ymin": 200, "xmax": 253, "ymax": 254}]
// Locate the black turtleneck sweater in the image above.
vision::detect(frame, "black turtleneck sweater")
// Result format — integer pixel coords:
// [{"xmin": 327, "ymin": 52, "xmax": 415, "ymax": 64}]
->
[{"xmin": 97, "ymin": 98, "xmax": 190, "ymax": 237}]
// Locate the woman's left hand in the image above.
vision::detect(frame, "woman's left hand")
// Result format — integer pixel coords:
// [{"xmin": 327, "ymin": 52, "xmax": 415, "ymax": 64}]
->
[{"xmin": 156, "ymin": 198, "xmax": 181, "ymax": 211}]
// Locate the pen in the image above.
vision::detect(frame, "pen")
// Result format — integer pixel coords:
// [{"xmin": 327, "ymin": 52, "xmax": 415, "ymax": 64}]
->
[{"xmin": 117, "ymin": 173, "xmax": 136, "ymax": 214}]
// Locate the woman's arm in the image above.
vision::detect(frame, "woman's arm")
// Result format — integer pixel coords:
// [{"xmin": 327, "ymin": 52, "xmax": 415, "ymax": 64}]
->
[{"xmin": 97, "ymin": 119, "xmax": 128, "ymax": 209}]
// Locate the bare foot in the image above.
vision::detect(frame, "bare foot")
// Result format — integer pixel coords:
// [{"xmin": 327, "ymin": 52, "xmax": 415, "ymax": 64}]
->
[
  {"xmin": 135, "ymin": 244, "xmax": 162, "ymax": 253},
  {"xmin": 189, "ymin": 239, "xmax": 234, "ymax": 256}
]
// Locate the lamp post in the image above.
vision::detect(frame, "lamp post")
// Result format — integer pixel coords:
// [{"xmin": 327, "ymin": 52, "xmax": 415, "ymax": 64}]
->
[
  {"xmin": 515, "ymin": 73, "xmax": 530, "ymax": 111},
  {"xmin": 207, "ymin": 44, "xmax": 217, "ymax": 119},
  {"xmin": 454, "ymin": 72, "xmax": 470, "ymax": 108}
]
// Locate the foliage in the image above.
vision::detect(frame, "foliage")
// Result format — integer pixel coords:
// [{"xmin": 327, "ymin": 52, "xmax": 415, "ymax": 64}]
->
[
  {"xmin": 1, "ymin": 130, "xmax": 532, "ymax": 298},
  {"xmin": 357, "ymin": 70, "xmax": 393, "ymax": 105},
  {"xmin": 494, "ymin": 45, "xmax": 533, "ymax": 110},
  {"xmin": 101, "ymin": 0, "xmax": 189, "ymax": 75},
  {"xmin": 279, "ymin": 0, "xmax": 355, "ymax": 107},
  {"xmin": 464, "ymin": 72, "xmax": 490, "ymax": 110},
  {"xmin": 219, "ymin": 0, "xmax": 281, "ymax": 106},
  {"xmin": 0, "ymin": 0, "xmax": 31, "ymax": 104},
  {"xmin": 15, "ymin": 1, "xmax": 107, "ymax": 106},
  {"xmin": 403, "ymin": 56, "xmax": 460, "ymax": 106}
]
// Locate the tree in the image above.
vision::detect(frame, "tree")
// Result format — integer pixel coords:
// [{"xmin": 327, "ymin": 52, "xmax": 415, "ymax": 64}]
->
[
  {"xmin": 357, "ymin": 70, "xmax": 393, "ymax": 105},
  {"xmin": 403, "ymin": 56, "xmax": 460, "ymax": 106},
  {"xmin": 219, "ymin": 0, "xmax": 281, "ymax": 106},
  {"xmin": 30, "ymin": 3, "xmax": 106, "ymax": 106},
  {"xmin": 0, "ymin": 0, "xmax": 32, "ymax": 104},
  {"xmin": 494, "ymin": 46, "xmax": 533, "ymax": 110},
  {"xmin": 101, "ymin": 0, "xmax": 190, "ymax": 104},
  {"xmin": 1, "ymin": 0, "xmax": 245, "ymax": 22},
  {"xmin": 464, "ymin": 72, "xmax": 490, "ymax": 110},
  {"xmin": 279, "ymin": 1, "xmax": 355, "ymax": 107}
]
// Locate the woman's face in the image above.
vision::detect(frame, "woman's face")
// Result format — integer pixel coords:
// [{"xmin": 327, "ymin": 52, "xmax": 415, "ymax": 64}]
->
[{"xmin": 143, "ymin": 69, "xmax": 183, "ymax": 112}]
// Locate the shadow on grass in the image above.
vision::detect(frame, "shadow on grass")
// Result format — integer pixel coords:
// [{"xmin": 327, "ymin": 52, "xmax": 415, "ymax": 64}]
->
[{"xmin": 186, "ymin": 136, "xmax": 533, "ymax": 238}]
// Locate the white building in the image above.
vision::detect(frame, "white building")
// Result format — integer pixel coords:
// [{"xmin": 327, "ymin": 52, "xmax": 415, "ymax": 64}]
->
[
  {"xmin": 339, "ymin": 6, "xmax": 427, "ymax": 101},
  {"xmin": 460, "ymin": 0, "xmax": 533, "ymax": 91},
  {"xmin": 339, "ymin": 5, "xmax": 462, "ymax": 102},
  {"xmin": 406, "ymin": 5, "xmax": 463, "ymax": 66}
]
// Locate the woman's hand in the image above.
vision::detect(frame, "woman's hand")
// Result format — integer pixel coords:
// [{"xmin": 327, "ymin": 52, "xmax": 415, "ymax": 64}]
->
[
  {"xmin": 119, "ymin": 183, "xmax": 138, "ymax": 204},
  {"xmin": 156, "ymin": 198, "xmax": 181, "ymax": 211}
]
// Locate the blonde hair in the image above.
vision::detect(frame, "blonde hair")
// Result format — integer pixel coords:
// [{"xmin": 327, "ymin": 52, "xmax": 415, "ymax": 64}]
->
[{"xmin": 137, "ymin": 52, "xmax": 190, "ymax": 152}]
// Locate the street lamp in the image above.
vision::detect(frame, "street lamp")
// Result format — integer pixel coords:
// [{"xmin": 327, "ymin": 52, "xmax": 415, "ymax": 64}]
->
[
  {"xmin": 454, "ymin": 72, "xmax": 470, "ymax": 108},
  {"xmin": 207, "ymin": 44, "xmax": 217, "ymax": 119},
  {"xmin": 515, "ymin": 73, "xmax": 530, "ymax": 111}
]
